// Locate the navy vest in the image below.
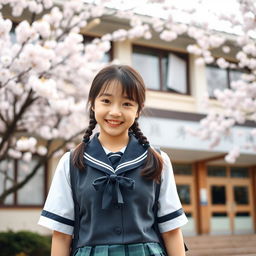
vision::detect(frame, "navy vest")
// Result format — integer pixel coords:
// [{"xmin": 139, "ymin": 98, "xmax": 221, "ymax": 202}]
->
[{"xmin": 70, "ymin": 134, "xmax": 160, "ymax": 251}]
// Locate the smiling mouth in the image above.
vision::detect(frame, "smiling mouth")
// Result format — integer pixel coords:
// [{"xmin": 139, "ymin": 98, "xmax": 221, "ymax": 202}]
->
[{"xmin": 105, "ymin": 119, "xmax": 123, "ymax": 126}]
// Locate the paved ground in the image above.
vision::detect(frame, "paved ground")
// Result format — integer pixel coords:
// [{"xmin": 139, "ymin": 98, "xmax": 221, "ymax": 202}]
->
[{"xmin": 184, "ymin": 234, "xmax": 256, "ymax": 256}]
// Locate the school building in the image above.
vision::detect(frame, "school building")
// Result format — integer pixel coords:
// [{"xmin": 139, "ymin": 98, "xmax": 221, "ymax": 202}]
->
[{"xmin": 0, "ymin": 5, "xmax": 256, "ymax": 237}]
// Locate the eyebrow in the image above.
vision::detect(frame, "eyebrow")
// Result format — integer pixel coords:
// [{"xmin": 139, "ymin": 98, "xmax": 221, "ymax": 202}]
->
[
  {"xmin": 99, "ymin": 93, "xmax": 112, "ymax": 97},
  {"xmin": 99, "ymin": 93, "xmax": 133, "ymax": 100}
]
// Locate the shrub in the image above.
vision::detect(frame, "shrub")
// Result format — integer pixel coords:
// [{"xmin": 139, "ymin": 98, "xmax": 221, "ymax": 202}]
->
[{"xmin": 0, "ymin": 230, "xmax": 51, "ymax": 256}]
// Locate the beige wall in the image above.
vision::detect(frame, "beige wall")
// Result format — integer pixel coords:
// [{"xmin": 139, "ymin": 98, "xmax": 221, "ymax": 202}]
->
[{"xmin": 0, "ymin": 209, "xmax": 51, "ymax": 235}]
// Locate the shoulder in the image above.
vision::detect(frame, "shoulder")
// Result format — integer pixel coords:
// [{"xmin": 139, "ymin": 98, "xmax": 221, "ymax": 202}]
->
[
  {"xmin": 151, "ymin": 147, "xmax": 172, "ymax": 167},
  {"xmin": 56, "ymin": 151, "xmax": 70, "ymax": 171},
  {"xmin": 54, "ymin": 151, "xmax": 71, "ymax": 185},
  {"xmin": 152, "ymin": 148, "xmax": 174, "ymax": 181}
]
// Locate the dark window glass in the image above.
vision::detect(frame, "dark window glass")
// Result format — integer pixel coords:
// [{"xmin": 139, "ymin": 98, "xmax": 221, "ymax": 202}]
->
[
  {"xmin": 212, "ymin": 212, "xmax": 227, "ymax": 217},
  {"xmin": 173, "ymin": 164, "xmax": 192, "ymax": 175},
  {"xmin": 177, "ymin": 185, "xmax": 191, "ymax": 204},
  {"xmin": 17, "ymin": 160, "xmax": 45, "ymax": 205},
  {"xmin": 0, "ymin": 158, "xmax": 46, "ymax": 206},
  {"xmin": 132, "ymin": 48, "xmax": 160, "ymax": 90},
  {"xmin": 211, "ymin": 185, "xmax": 226, "ymax": 204},
  {"xmin": 234, "ymin": 186, "xmax": 249, "ymax": 205},
  {"xmin": 206, "ymin": 64, "xmax": 248, "ymax": 98},
  {"xmin": 236, "ymin": 212, "xmax": 250, "ymax": 217},
  {"xmin": 231, "ymin": 167, "xmax": 249, "ymax": 178},
  {"xmin": 206, "ymin": 65, "xmax": 228, "ymax": 97},
  {"xmin": 207, "ymin": 166, "xmax": 226, "ymax": 177},
  {"xmin": 229, "ymin": 69, "xmax": 244, "ymax": 83},
  {"xmin": 0, "ymin": 160, "xmax": 14, "ymax": 205}
]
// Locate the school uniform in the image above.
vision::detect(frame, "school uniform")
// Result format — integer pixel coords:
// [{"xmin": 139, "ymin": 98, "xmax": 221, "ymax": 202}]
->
[{"xmin": 38, "ymin": 133, "xmax": 188, "ymax": 256}]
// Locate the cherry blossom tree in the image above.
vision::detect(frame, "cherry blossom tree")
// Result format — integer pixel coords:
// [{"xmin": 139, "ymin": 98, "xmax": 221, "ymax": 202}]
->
[
  {"xmin": 0, "ymin": 0, "xmax": 255, "ymax": 203},
  {"xmin": 182, "ymin": 0, "xmax": 256, "ymax": 163},
  {"xmin": 0, "ymin": 0, "xmax": 169, "ymax": 203}
]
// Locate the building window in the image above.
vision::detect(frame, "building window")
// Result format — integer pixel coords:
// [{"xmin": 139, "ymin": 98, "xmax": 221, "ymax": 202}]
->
[
  {"xmin": 207, "ymin": 166, "xmax": 227, "ymax": 177},
  {"xmin": 233, "ymin": 186, "xmax": 249, "ymax": 205},
  {"xmin": 132, "ymin": 45, "xmax": 189, "ymax": 94},
  {"xmin": 211, "ymin": 185, "xmax": 226, "ymax": 204},
  {"xmin": 177, "ymin": 185, "xmax": 191, "ymax": 204},
  {"xmin": 173, "ymin": 164, "xmax": 192, "ymax": 175},
  {"xmin": 206, "ymin": 65, "xmax": 245, "ymax": 98},
  {"xmin": 0, "ymin": 158, "xmax": 47, "ymax": 207}
]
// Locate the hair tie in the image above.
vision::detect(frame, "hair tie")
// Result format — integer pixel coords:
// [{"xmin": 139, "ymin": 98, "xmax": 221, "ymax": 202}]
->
[
  {"xmin": 143, "ymin": 143, "xmax": 150, "ymax": 149},
  {"xmin": 83, "ymin": 137, "xmax": 90, "ymax": 144}
]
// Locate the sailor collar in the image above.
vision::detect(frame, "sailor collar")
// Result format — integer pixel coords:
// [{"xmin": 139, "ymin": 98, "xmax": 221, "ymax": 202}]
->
[{"xmin": 83, "ymin": 133, "xmax": 148, "ymax": 175}]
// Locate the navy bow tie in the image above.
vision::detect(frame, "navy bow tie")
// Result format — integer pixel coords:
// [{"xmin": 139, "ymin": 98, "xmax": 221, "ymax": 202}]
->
[
  {"xmin": 92, "ymin": 151, "xmax": 135, "ymax": 209},
  {"xmin": 93, "ymin": 174, "xmax": 135, "ymax": 209},
  {"xmin": 107, "ymin": 152, "xmax": 123, "ymax": 170}
]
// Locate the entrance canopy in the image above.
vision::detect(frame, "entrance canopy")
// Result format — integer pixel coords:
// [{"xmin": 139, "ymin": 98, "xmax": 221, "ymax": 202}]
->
[{"xmin": 140, "ymin": 116, "xmax": 256, "ymax": 165}]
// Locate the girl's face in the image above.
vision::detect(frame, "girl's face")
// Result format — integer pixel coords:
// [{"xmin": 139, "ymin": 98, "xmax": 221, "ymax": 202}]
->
[{"xmin": 93, "ymin": 80, "xmax": 139, "ymax": 144}]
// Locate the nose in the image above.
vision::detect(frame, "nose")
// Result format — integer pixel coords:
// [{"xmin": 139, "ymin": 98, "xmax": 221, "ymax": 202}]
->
[{"xmin": 109, "ymin": 104, "xmax": 121, "ymax": 117}]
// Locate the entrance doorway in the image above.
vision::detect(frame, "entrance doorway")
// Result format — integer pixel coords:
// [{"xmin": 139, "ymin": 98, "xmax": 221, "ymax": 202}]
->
[
  {"xmin": 207, "ymin": 166, "xmax": 254, "ymax": 234},
  {"xmin": 173, "ymin": 163, "xmax": 197, "ymax": 235}
]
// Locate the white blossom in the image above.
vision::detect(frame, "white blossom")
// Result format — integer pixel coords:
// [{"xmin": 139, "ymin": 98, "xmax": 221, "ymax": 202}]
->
[
  {"xmin": 222, "ymin": 45, "xmax": 230, "ymax": 53},
  {"xmin": 37, "ymin": 145, "xmax": 48, "ymax": 155},
  {"xmin": 216, "ymin": 57, "xmax": 229, "ymax": 69},
  {"xmin": 16, "ymin": 137, "xmax": 37, "ymax": 151},
  {"xmin": 8, "ymin": 148, "xmax": 22, "ymax": 159},
  {"xmin": 23, "ymin": 152, "xmax": 32, "ymax": 162},
  {"xmin": 160, "ymin": 30, "xmax": 177, "ymax": 41}
]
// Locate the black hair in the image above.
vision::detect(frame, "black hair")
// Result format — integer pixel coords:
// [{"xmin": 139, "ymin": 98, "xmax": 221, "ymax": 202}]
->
[{"xmin": 73, "ymin": 64, "xmax": 163, "ymax": 182}]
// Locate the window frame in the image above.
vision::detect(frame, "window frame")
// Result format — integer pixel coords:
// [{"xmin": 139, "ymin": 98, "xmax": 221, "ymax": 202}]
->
[
  {"xmin": 206, "ymin": 63, "xmax": 249, "ymax": 99},
  {"xmin": 132, "ymin": 44, "xmax": 190, "ymax": 95}
]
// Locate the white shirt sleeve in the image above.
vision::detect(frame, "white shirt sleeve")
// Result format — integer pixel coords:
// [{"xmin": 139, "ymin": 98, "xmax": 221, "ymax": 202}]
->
[
  {"xmin": 38, "ymin": 152, "xmax": 74, "ymax": 235},
  {"xmin": 157, "ymin": 151, "xmax": 188, "ymax": 233}
]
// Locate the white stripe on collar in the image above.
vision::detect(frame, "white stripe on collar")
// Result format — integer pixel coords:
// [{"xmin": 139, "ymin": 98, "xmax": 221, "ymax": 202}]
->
[
  {"xmin": 115, "ymin": 151, "xmax": 148, "ymax": 172},
  {"xmin": 84, "ymin": 152, "xmax": 114, "ymax": 172},
  {"xmin": 108, "ymin": 153, "xmax": 123, "ymax": 158}
]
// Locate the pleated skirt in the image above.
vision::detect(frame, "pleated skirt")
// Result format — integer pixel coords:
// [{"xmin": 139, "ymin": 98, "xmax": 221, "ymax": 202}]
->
[{"xmin": 75, "ymin": 242, "xmax": 165, "ymax": 256}]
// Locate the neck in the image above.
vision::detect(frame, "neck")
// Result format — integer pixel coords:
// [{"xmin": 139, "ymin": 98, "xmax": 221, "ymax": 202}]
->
[{"xmin": 98, "ymin": 132, "xmax": 129, "ymax": 152}]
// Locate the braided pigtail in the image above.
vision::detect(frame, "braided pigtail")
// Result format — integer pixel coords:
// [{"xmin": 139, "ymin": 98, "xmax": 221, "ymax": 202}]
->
[
  {"xmin": 72, "ymin": 109, "xmax": 97, "ymax": 170},
  {"xmin": 130, "ymin": 120, "xmax": 163, "ymax": 182}
]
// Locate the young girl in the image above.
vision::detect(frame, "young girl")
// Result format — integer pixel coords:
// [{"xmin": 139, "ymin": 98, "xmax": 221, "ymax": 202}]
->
[{"xmin": 38, "ymin": 65, "xmax": 188, "ymax": 256}]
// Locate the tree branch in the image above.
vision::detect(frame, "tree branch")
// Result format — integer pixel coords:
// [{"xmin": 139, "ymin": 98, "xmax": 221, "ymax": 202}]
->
[
  {"xmin": 0, "ymin": 90, "xmax": 38, "ymax": 158},
  {"xmin": 0, "ymin": 129, "xmax": 84, "ymax": 204}
]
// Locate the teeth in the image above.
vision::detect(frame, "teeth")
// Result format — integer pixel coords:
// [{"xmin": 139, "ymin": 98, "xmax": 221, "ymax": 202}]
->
[{"xmin": 107, "ymin": 120, "xmax": 121, "ymax": 124}]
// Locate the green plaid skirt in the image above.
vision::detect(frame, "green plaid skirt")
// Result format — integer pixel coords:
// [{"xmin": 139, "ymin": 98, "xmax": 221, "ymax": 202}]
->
[{"xmin": 75, "ymin": 242, "xmax": 165, "ymax": 256}]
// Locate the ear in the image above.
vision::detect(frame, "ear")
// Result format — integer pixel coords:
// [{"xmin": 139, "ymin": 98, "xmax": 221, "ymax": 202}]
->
[{"xmin": 136, "ymin": 104, "xmax": 144, "ymax": 118}]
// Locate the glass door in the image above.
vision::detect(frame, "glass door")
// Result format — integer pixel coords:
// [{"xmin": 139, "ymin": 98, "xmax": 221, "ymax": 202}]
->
[
  {"xmin": 207, "ymin": 166, "xmax": 254, "ymax": 234},
  {"xmin": 230, "ymin": 167, "xmax": 254, "ymax": 234},
  {"xmin": 173, "ymin": 163, "xmax": 197, "ymax": 235}
]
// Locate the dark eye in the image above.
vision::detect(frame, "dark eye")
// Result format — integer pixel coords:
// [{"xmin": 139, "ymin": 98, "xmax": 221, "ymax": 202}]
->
[
  {"xmin": 123, "ymin": 102, "xmax": 133, "ymax": 107},
  {"xmin": 101, "ymin": 99, "xmax": 110, "ymax": 104}
]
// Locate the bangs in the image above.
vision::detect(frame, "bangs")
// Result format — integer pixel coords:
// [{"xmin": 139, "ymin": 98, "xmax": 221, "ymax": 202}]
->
[
  {"xmin": 88, "ymin": 65, "xmax": 145, "ymax": 112},
  {"xmin": 99, "ymin": 78, "xmax": 140, "ymax": 103}
]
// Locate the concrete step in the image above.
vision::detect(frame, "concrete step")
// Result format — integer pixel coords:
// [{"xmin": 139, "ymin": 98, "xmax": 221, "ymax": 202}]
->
[{"xmin": 184, "ymin": 234, "xmax": 256, "ymax": 256}]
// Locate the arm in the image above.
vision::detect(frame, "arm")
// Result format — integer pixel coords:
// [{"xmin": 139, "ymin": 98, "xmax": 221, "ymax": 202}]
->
[
  {"xmin": 51, "ymin": 230, "xmax": 72, "ymax": 256},
  {"xmin": 162, "ymin": 228, "xmax": 186, "ymax": 256}
]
